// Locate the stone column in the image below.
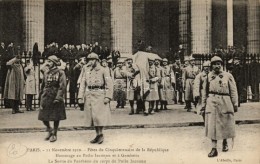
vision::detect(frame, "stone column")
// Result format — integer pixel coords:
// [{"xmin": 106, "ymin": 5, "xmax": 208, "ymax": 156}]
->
[
  {"xmin": 247, "ymin": 0, "xmax": 260, "ymax": 54},
  {"xmin": 22, "ymin": 0, "xmax": 44, "ymax": 52},
  {"xmin": 111, "ymin": 0, "xmax": 132, "ymax": 58},
  {"xmin": 227, "ymin": 0, "xmax": 233, "ymax": 47},
  {"xmin": 191, "ymin": 0, "xmax": 212, "ymax": 54},
  {"xmin": 179, "ymin": 0, "xmax": 191, "ymax": 56}
]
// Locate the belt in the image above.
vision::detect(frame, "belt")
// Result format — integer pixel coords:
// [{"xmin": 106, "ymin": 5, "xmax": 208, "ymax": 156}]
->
[
  {"xmin": 88, "ymin": 86, "xmax": 105, "ymax": 90},
  {"xmin": 209, "ymin": 92, "xmax": 230, "ymax": 96}
]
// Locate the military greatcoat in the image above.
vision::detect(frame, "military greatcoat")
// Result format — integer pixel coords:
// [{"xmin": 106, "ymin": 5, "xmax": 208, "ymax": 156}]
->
[
  {"xmin": 38, "ymin": 67, "xmax": 67, "ymax": 121},
  {"xmin": 78, "ymin": 63, "xmax": 113, "ymax": 127},
  {"xmin": 182, "ymin": 65, "xmax": 200, "ymax": 101},
  {"xmin": 201, "ymin": 71, "xmax": 238, "ymax": 140}
]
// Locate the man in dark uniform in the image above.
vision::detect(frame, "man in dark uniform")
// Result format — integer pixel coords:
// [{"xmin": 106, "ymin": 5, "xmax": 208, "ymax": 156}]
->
[
  {"xmin": 229, "ymin": 55, "xmax": 244, "ymax": 107},
  {"xmin": 172, "ymin": 57, "xmax": 184, "ymax": 104}
]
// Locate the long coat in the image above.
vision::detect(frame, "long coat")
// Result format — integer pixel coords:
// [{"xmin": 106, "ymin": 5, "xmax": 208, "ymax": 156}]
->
[
  {"xmin": 126, "ymin": 65, "xmax": 141, "ymax": 101},
  {"xmin": 4, "ymin": 58, "xmax": 25, "ymax": 101},
  {"xmin": 38, "ymin": 67, "xmax": 67, "ymax": 121},
  {"xmin": 78, "ymin": 63, "xmax": 113, "ymax": 127},
  {"xmin": 182, "ymin": 65, "xmax": 200, "ymax": 101},
  {"xmin": 24, "ymin": 65, "xmax": 37, "ymax": 95},
  {"xmin": 159, "ymin": 65, "xmax": 175, "ymax": 102},
  {"xmin": 145, "ymin": 65, "xmax": 160, "ymax": 101},
  {"xmin": 201, "ymin": 71, "xmax": 238, "ymax": 140},
  {"xmin": 113, "ymin": 66, "xmax": 127, "ymax": 101},
  {"xmin": 193, "ymin": 71, "xmax": 208, "ymax": 114}
]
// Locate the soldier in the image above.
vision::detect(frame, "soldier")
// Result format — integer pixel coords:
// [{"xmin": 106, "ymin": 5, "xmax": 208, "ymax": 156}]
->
[
  {"xmin": 229, "ymin": 56, "xmax": 244, "ymax": 107},
  {"xmin": 78, "ymin": 52, "xmax": 113, "ymax": 144},
  {"xmin": 201, "ymin": 56, "xmax": 238, "ymax": 157},
  {"xmin": 182, "ymin": 56, "xmax": 200, "ymax": 112},
  {"xmin": 4, "ymin": 55, "xmax": 25, "ymax": 114},
  {"xmin": 154, "ymin": 58, "xmax": 162, "ymax": 111},
  {"xmin": 172, "ymin": 57, "xmax": 184, "ymax": 104},
  {"xmin": 193, "ymin": 61, "xmax": 211, "ymax": 122},
  {"xmin": 159, "ymin": 58, "xmax": 175, "ymax": 110},
  {"xmin": 24, "ymin": 59, "xmax": 37, "ymax": 111},
  {"xmin": 38, "ymin": 55, "xmax": 67, "ymax": 142},
  {"xmin": 113, "ymin": 58, "xmax": 127, "ymax": 108},
  {"xmin": 144, "ymin": 59, "xmax": 160, "ymax": 116},
  {"xmin": 125, "ymin": 58, "xmax": 141, "ymax": 115}
]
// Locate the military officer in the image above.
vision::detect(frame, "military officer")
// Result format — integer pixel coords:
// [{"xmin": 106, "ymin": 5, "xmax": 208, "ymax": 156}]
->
[
  {"xmin": 172, "ymin": 57, "xmax": 184, "ymax": 104},
  {"xmin": 144, "ymin": 59, "xmax": 160, "ymax": 116},
  {"xmin": 159, "ymin": 58, "xmax": 175, "ymax": 110},
  {"xmin": 125, "ymin": 58, "xmax": 141, "ymax": 115},
  {"xmin": 113, "ymin": 58, "xmax": 127, "ymax": 108},
  {"xmin": 38, "ymin": 55, "xmax": 67, "ymax": 142},
  {"xmin": 154, "ymin": 58, "xmax": 162, "ymax": 111},
  {"xmin": 78, "ymin": 52, "xmax": 113, "ymax": 144},
  {"xmin": 182, "ymin": 56, "xmax": 200, "ymax": 111},
  {"xmin": 201, "ymin": 56, "xmax": 238, "ymax": 157},
  {"xmin": 193, "ymin": 61, "xmax": 211, "ymax": 122},
  {"xmin": 24, "ymin": 59, "xmax": 37, "ymax": 111}
]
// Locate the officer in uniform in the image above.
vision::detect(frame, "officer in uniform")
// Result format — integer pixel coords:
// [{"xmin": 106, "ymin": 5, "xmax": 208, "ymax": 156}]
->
[
  {"xmin": 182, "ymin": 56, "xmax": 200, "ymax": 111},
  {"xmin": 113, "ymin": 58, "xmax": 127, "ymax": 108},
  {"xmin": 201, "ymin": 56, "xmax": 238, "ymax": 157},
  {"xmin": 38, "ymin": 55, "xmax": 67, "ymax": 142},
  {"xmin": 144, "ymin": 59, "xmax": 160, "ymax": 116},
  {"xmin": 172, "ymin": 57, "xmax": 184, "ymax": 104},
  {"xmin": 159, "ymin": 58, "xmax": 175, "ymax": 110},
  {"xmin": 125, "ymin": 58, "xmax": 141, "ymax": 115},
  {"xmin": 78, "ymin": 52, "xmax": 113, "ymax": 144},
  {"xmin": 193, "ymin": 61, "xmax": 211, "ymax": 122},
  {"xmin": 154, "ymin": 58, "xmax": 162, "ymax": 111}
]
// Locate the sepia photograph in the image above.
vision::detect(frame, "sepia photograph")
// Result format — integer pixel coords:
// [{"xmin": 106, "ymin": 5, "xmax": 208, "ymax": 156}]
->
[{"xmin": 0, "ymin": 0, "xmax": 259, "ymax": 163}]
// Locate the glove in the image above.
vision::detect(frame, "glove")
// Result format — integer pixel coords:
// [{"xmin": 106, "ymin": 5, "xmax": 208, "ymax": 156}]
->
[
  {"xmin": 53, "ymin": 100, "xmax": 59, "ymax": 104},
  {"xmin": 234, "ymin": 106, "xmax": 238, "ymax": 113},
  {"xmin": 104, "ymin": 97, "xmax": 110, "ymax": 104},
  {"xmin": 78, "ymin": 103, "xmax": 84, "ymax": 111}
]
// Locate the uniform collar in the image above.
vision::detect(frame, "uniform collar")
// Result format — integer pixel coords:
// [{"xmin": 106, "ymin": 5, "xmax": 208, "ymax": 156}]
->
[{"xmin": 91, "ymin": 63, "xmax": 102, "ymax": 71}]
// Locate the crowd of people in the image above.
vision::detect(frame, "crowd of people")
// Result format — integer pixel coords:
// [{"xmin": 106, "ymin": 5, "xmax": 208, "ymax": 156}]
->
[{"xmin": 0, "ymin": 40, "xmax": 252, "ymax": 157}]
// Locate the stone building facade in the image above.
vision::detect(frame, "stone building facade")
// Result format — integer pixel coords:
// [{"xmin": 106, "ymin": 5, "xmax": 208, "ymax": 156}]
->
[{"xmin": 0, "ymin": 0, "xmax": 259, "ymax": 57}]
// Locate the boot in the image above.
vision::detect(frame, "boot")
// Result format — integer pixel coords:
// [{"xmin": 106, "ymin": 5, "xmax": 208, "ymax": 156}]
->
[
  {"xmin": 222, "ymin": 140, "xmax": 229, "ymax": 152},
  {"xmin": 45, "ymin": 128, "xmax": 53, "ymax": 141},
  {"xmin": 50, "ymin": 129, "xmax": 57, "ymax": 142},
  {"xmin": 129, "ymin": 108, "xmax": 134, "ymax": 115},
  {"xmin": 90, "ymin": 135, "xmax": 100, "ymax": 144},
  {"xmin": 208, "ymin": 148, "xmax": 218, "ymax": 157},
  {"xmin": 97, "ymin": 134, "xmax": 104, "ymax": 144}
]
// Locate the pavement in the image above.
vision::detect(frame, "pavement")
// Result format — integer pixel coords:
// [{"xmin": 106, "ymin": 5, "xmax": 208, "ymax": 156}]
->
[{"xmin": 0, "ymin": 102, "xmax": 260, "ymax": 133}]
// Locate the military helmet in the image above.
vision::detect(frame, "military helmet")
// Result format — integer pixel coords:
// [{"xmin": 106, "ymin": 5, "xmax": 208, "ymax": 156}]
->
[
  {"xmin": 202, "ymin": 61, "xmax": 211, "ymax": 67},
  {"xmin": 87, "ymin": 52, "xmax": 99, "ymax": 60},
  {"xmin": 162, "ymin": 58, "xmax": 168, "ymax": 62},
  {"xmin": 48, "ymin": 55, "xmax": 61, "ymax": 66},
  {"xmin": 211, "ymin": 56, "xmax": 223, "ymax": 63}
]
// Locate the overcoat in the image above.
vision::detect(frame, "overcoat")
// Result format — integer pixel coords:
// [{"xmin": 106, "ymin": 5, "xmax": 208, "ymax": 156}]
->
[
  {"xmin": 113, "ymin": 67, "xmax": 127, "ymax": 101},
  {"xmin": 38, "ymin": 67, "xmax": 67, "ymax": 121},
  {"xmin": 4, "ymin": 58, "xmax": 25, "ymax": 101},
  {"xmin": 125, "ymin": 65, "xmax": 141, "ymax": 101},
  {"xmin": 182, "ymin": 65, "xmax": 200, "ymax": 101},
  {"xmin": 193, "ymin": 71, "xmax": 208, "ymax": 114},
  {"xmin": 145, "ymin": 65, "xmax": 160, "ymax": 101},
  {"xmin": 78, "ymin": 63, "xmax": 113, "ymax": 127},
  {"xmin": 24, "ymin": 65, "xmax": 37, "ymax": 95},
  {"xmin": 159, "ymin": 65, "xmax": 175, "ymax": 102},
  {"xmin": 201, "ymin": 71, "xmax": 238, "ymax": 140}
]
